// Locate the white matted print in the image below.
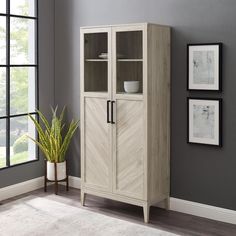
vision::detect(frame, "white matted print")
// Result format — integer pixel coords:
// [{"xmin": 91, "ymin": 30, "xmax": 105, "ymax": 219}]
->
[
  {"xmin": 188, "ymin": 98, "xmax": 222, "ymax": 146},
  {"xmin": 188, "ymin": 44, "xmax": 222, "ymax": 90}
]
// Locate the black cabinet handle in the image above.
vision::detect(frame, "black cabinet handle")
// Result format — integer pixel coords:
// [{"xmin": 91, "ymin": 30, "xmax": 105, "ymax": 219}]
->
[
  {"xmin": 107, "ymin": 100, "xmax": 111, "ymax": 123},
  {"xmin": 111, "ymin": 101, "xmax": 115, "ymax": 124}
]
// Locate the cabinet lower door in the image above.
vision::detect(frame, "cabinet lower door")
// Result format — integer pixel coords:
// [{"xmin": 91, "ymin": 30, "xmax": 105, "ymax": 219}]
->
[
  {"xmin": 113, "ymin": 100, "xmax": 144, "ymax": 199},
  {"xmin": 83, "ymin": 97, "xmax": 112, "ymax": 192}
]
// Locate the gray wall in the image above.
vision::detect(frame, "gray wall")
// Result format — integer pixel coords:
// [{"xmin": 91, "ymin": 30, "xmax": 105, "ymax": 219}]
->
[
  {"xmin": 54, "ymin": 0, "xmax": 236, "ymax": 211},
  {"xmin": 54, "ymin": 1, "xmax": 81, "ymax": 177},
  {"xmin": 0, "ymin": 0, "xmax": 55, "ymax": 188}
]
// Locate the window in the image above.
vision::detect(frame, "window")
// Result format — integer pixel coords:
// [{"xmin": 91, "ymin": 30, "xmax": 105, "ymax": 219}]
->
[{"xmin": 0, "ymin": 0, "xmax": 38, "ymax": 169}]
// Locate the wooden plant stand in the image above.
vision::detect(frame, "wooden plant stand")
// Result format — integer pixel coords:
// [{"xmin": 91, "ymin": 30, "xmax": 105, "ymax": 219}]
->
[{"xmin": 44, "ymin": 160, "xmax": 69, "ymax": 195}]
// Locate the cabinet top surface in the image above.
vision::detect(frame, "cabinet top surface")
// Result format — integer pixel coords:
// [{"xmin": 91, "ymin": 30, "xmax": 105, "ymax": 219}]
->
[{"xmin": 80, "ymin": 22, "xmax": 170, "ymax": 30}]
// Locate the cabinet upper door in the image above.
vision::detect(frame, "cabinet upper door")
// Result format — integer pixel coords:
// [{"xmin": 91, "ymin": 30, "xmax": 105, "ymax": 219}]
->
[
  {"xmin": 112, "ymin": 25, "xmax": 145, "ymax": 98},
  {"xmin": 81, "ymin": 28, "xmax": 112, "ymax": 96}
]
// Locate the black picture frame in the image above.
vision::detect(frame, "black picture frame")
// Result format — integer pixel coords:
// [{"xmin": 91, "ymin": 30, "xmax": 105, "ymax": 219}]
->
[
  {"xmin": 187, "ymin": 43, "xmax": 222, "ymax": 91},
  {"xmin": 187, "ymin": 97, "xmax": 222, "ymax": 147}
]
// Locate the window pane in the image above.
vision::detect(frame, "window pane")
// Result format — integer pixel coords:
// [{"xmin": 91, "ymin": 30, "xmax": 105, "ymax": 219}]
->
[
  {"xmin": 10, "ymin": 115, "xmax": 36, "ymax": 165},
  {"xmin": 10, "ymin": 18, "xmax": 36, "ymax": 64},
  {"xmin": 0, "ymin": 0, "xmax": 6, "ymax": 13},
  {"xmin": 0, "ymin": 16, "xmax": 6, "ymax": 64},
  {"xmin": 10, "ymin": 67, "xmax": 36, "ymax": 115},
  {"xmin": 10, "ymin": 0, "xmax": 36, "ymax": 17},
  {"xmin": 0, "ymin": 119, "xmax": 6, "ymax": 168},
  {"xmin": 0, "ymin": 68, "xmax": 6, "ymax": 116}
]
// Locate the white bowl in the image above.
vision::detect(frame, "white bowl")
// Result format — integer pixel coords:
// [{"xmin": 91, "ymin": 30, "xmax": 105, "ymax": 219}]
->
[
  {"xmin": 99, "ymin": 54, "xmax": 108, "ymax": 59},
  {"xmin": 124, "ymin": 81, "xmax": 140, "ymax": 93},
  {"xmin": 99, "ymin": 53, "xmax": 108, "ymax": 59}
]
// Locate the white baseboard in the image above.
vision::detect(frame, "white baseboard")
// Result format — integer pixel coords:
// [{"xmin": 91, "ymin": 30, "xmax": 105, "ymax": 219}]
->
[
  {"xmin": 68, "ymin": 176, "xmax": 81, "ymax": 189},
  {"xmin": 1, "ymin": 176, "xmax": 236, "ymax": 225},
  {"xmin": 0, "ymin": 176, "xmax": 44, "ymax": 202},
  {"xmin": 0, "ymin": 176, "xmax": 81, "ymax": 202},
  {"xmin": 170, "ymin": 197, "xmax": 236, "ymax": 225}
]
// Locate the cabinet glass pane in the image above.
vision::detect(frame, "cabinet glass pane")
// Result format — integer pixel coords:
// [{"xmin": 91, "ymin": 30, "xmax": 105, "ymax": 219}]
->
[
  {"xmin": 0, "ymin": 119, "xmax": 6, "ymax": 169},
  {"xmin": 0, "ymin": 68, "xmax": 6, "ymax": 117},
  {"xmin": 84, "ymin": 32, "xmax": 108, "ymax": 92},
  {"xmin": 0, "ymin": 0, "xmax": 6, "ymax": 13},
  {"xmin": 0, "ymin": 16, "xmax": 6, "ymax": 65},
  {"xmin": 10, "ymin": 115, "xmax": 36, "ymax": 165},
  {"xmin": 10, "ymin": 18, "xmax": 36, "ymax": 64},
  {"xmin": 116, "ymin": 31, "xmax": 143, "ymax": 94},
  {"xmin": 10, "ymin": 67, "xmax": 36, "ymax": 115},
  {"xmin": 10, "ymin": 0, "xmax": 36, "ymax": 17}
]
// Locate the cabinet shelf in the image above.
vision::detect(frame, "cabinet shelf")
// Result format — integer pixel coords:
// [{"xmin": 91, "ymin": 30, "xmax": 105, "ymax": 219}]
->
[
  {"xmin": 117, "ymin": 92, "xmax": 142, "ymax": 94},
  {"xmin": 85, "ymin": 59, "xmax": 108, "ymax": 62},
  {"xmin": 117, "ymin": 59, "xmax": 143, "ymax": 62},
  {"xmin": 85, "ymin": 59, "xmax": 143, "ymax": 62}
]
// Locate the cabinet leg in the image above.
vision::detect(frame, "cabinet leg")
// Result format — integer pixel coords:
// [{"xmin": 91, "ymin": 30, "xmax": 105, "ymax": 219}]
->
[
  {"xmin": 164, "ymin": 197, "xmax": 170, "ymax": 210},
  {"xmin": 81, "ymin": 191, "xmax": 86, "ymax": 206},
  {"xmin": 143, "ymin": 203, "xmax": 150, "ymax": 223}
]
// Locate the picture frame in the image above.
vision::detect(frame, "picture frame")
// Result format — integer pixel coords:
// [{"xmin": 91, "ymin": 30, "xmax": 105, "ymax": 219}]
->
[
  {"xmin": 187, "ymin": 98, "xmax": 222, "ymax": 146},
  {"xmin": 187, "ymin": 43, "xmax": 222, "ymax": 91}
]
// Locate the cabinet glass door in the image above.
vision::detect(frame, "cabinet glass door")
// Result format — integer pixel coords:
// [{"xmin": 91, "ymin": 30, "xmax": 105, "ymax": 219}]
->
[
  {"xmin": 114, "ymin": 29, "xmax": 143, "ymax": 95},
  {"xmin": 83, "ymin": 31, "xmax": 110, "ymax": 93}
]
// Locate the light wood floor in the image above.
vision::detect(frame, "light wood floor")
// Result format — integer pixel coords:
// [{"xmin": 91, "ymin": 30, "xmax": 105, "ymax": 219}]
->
[{"xmin": 1, "ymin": 185, "xmax": 236, "ymax": 236}]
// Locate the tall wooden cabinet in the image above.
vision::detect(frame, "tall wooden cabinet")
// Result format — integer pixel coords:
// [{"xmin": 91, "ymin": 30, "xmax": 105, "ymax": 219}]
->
[{"xmin": 80, "ymin": 23, "xmax": 170, "ymax": 223}]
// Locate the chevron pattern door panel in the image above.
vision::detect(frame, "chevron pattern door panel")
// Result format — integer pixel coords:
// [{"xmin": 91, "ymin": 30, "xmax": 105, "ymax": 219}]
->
[
  {"xmin": 114, "ymin": 100, "xmax": 144, "ymax": 199},
  {"xmin": 84, "ymin": 97, "xmax": 111, "ymax": 191}
]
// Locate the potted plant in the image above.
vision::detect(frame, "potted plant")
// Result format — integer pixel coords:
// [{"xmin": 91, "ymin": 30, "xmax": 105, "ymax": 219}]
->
[{"xmin": 28, "ymin": 107, "xmax": 79, "ymax": 184}]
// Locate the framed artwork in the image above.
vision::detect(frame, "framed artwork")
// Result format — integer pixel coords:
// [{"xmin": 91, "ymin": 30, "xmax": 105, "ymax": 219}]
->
[
  {"xmin": 187, "ymin": 98, "xmax": 222, "ymax": 146},
  {"xmin": 187, "ymin": 43, "xmax": 222, "ymax": 91}
]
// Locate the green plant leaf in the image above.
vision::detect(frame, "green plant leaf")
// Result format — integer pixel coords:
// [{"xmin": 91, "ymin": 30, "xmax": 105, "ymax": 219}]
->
[{"xmin": 27, "ymin": 107, "xmax": 79, "ymax": 163}]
